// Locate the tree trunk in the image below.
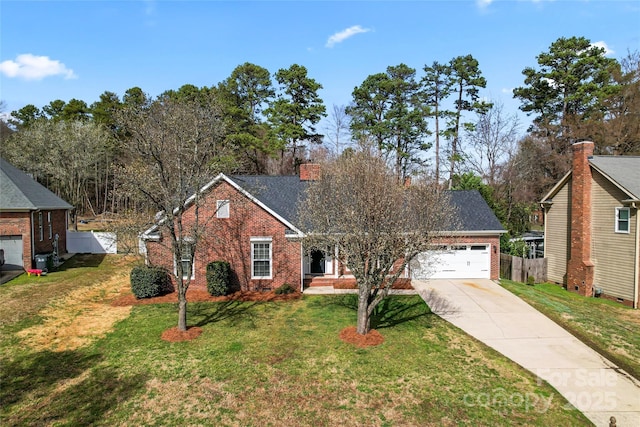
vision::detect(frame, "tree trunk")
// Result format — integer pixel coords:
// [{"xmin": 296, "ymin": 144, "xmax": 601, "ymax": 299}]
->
[
  {"xmin": 435, "ymin": 103, "xmax": 440, "ymax": 185},
  {"xmin": 356, "ymin": 287, "xmax": 371, "ymax": 335},
  {"xmin": 178, "ymin": 293, "xmax": 188, "ymax": 331}
]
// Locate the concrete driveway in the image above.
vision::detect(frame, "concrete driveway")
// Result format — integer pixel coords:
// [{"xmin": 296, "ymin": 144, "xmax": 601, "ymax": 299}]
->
[{"xmin": 413, "ymin": 278, "xmax": 640, "ymax": 427}]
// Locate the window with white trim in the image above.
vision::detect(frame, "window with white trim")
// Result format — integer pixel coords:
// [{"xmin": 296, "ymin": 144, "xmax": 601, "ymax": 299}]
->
[
  {"xmin": 47, "ymin": 212, "xmax": 52, "ymax": 240},
  {"xmin": 217, "ymin": 200, "xmax": 230, "ymax": 218},
  {"xmin": 38, "ymin": 212, "xmax": 43, "ymax": 241},
  {"xmin": 175, "ymin": 241, "xmax": 195, "ymax": 280},
  {"xmin": 615, "ymin": 207, "xmax": 630, "ymax": 233},
  {"xmin": 251, "ymin": 237, "xmax": 272, "ymax": 279}
]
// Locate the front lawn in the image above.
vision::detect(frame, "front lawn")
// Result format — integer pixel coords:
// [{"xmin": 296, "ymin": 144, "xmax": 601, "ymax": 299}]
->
[
  {"xmin": 500, "ymin": 280, "xmax": 640, "ymax": 380},
  {"xmin": 1, "ymin": 255, "xmax": 590, "ymax": 426}
]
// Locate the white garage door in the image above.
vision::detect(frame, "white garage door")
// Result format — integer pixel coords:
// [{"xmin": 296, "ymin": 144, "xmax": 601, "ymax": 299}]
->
[
  {"xmin": 411, "ymin": 244, "xmax": 490, "ymax": 279},
  {"xmin": 0, "ymin": 235, "xmax": 24, "ymax": 268}
]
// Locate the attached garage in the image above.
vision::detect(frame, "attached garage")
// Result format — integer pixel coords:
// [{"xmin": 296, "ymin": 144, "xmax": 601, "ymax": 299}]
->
[
  {"xmin": 411, "ymin": 244, "xmax": 491, "ymax": 279},
  {"xmin": 0, "ymin": 235, "xmax": 24, "ymax": 268},
  {"xmin": 2, "ymin": 158, "xmax": 73, "ymax": 270}
]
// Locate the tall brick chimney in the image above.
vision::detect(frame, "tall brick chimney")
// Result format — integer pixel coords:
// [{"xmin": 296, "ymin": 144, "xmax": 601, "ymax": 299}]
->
[
  {"xmin": 567, "ymin": 141, "xmax": 595, "ymax": 296},
  {"xmin": 299, "ymin": 163, "xmax": 320, "ymax": 181}
]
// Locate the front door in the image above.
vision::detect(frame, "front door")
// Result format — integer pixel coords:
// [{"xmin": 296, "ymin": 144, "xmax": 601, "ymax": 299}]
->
[{"xmin": 310, "ymin": 249, "xmax": 325, "ymax": 274}]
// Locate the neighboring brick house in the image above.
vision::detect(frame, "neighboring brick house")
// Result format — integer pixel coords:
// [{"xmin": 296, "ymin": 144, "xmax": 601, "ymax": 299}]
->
[
  {"xmin": 141, "ymin": 164, "xmax": 505, "ymax": 292},
  {"xmin": 541, "ymin": 141, "xmax": 640, "ymax": 308},
  {"xmin": 0, "ymin": 157, "xmax": 73, "ymax": 270}
]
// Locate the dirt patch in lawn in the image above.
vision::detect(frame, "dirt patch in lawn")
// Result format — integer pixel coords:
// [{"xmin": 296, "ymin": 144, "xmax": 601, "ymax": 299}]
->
[
  {"xmin": 339, "ymin": 326, "xmax": 385, "ymax": 348},
  {"xmin": 161, "ymin": 326, "xmax": 203, "ymax": 342},
  {"xmin": 111, "ymin": 289, "xmax": 301, "ymax": 306},
  {"xmin": 17, "ymin": 271, "xmax": 132, "ymax": 352}
]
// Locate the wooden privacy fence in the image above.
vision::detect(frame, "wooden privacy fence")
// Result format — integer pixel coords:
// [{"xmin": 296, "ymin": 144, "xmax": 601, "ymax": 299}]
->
[{"xmin": 500, "ymin": 254, "xmax": 547, "ymax": 283}]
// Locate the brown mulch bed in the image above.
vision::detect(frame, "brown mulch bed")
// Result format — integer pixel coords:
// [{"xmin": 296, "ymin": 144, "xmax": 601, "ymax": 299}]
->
[
  {"xmin": 339, "ymin": 326, "xmax": 385, "ymax": 348},
  {"xmin": 111, "ymin": 290, "xmax": 301, "ymax": 307},
  {"xmin": 161, "ymin": 326, "xmax": 203, "ymax": 342}
]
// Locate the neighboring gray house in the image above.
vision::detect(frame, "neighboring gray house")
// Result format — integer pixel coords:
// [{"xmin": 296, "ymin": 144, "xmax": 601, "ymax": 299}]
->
[
  {"xmin": 0, "ymin": 158, "xmax": 73, "ymax": 269},
  {"xmin": 541, "ymin": 142, "xmax": 640, "ymax": 308}
]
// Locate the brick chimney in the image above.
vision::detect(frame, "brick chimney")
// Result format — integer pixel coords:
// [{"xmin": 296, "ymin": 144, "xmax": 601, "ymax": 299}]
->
[
  {"xmin": 567, "ymin": 141, "xmax": 595, "ymax": 297},
  {"xmin": 299, "ymin": 163, "xmax": 320, "ymax": 181}
]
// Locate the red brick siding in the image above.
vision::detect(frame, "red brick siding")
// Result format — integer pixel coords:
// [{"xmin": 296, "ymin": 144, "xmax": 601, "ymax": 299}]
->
[
  {"xmin": 567, "ymin": 141, "xmax": 595, "ymax": 297},
  {"xmin": 1, "ymin": 209, "xmax": 68, "ymax": 269},
  {"xmin": 33, "ymin": 210, "xmax": 68, "ymax": 258},
  {"xmin": 0, "ymin": 211, "xmax": 32, "ymax": 268},
  {"xmin": 145, "ymin": 180, "xmax": 302, "ymax": 291},
  {"xmin": 299, "ymin": 163, "xmax": 320, "ymax": 181}
]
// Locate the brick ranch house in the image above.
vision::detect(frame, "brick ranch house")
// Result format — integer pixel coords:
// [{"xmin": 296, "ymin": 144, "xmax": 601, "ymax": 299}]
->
[
  {"xmin": 541, "ymin": 141, "xmax": 640, "ymax": 308},
  {"xmin": 141, "ymin": 164, "xmax": 505, "ymax": 292},
  {"xmin": 0, "ymin": 157, "xmax": 73, "ymax": 270}
]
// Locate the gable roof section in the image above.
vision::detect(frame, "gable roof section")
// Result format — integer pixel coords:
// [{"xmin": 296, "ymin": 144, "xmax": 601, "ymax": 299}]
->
[
  {"xmin": 142, "ymin": 174, "xmax": 306, "ymax": 239},
  {"xmin": 229, "ymin": 178, "xmax": 503, "ymax": 234},
  {"xmin": 589, "ymin": 156, "xmax": 640, "ymax": 200},
  {"xmin": 449, "ymin": 190, "xmax": 505, "ymax": 233},
  {"xmin": 541, "ymin": 156, "xmax": 640, "ymax": 203},
  {"xmin": 0, "ymin": 157, "xmax": 73, "ymax": 211},
  {"xmin": 228, "ymin": 175, "xmax": 307, "ymax": 226},
  {"xmin": 143, "ymin": 174, "xmax": 503, "ymax": 238}
]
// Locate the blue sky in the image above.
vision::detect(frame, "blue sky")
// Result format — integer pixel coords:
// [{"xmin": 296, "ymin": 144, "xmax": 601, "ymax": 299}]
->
[{"xmin": 1, "ymin": 0, "xmax": 639, "ymax": 131}]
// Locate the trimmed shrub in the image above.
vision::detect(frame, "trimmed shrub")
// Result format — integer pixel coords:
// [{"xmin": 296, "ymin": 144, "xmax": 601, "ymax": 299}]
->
[
  {"xmin": 527, "ymin": 275, "xmax": 535, "ymax": 286},
  {"xmin": 274, "ymin": 283, "xmax": 295, "ymax": 295},
  {"xmin": 206, "ymin": 261, "xmax": 231, "ymax": 296},
  {"xmin": 130, "ymin": 265, "xmax": 172, "ymax": 299}
]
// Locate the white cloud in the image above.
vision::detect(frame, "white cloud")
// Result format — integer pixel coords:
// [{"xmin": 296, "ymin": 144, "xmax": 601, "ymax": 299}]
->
[
  {"xmin": 325, "ymin": 25, "xmax": 371, "ymax": 48},
  {"xmin": 591, "ymin": 41, "xmax": 615, "ymax": 56},
  {"xmin": 476, "ymin": 0, "xmax": 494, "ymax": 8},
  {"xmin": 501, "ymin": 88, "xmax": 514, "ymax": 94},
  {"xmin": 0, "ymin": 54, "xmax": 77, "ymax": 81}
]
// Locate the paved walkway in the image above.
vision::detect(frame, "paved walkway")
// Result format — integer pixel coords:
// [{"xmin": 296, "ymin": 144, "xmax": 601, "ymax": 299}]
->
[
  {"xmin": 303, "ymin": 285, "xmax": 417, "ymax": 295},
  {"xmin": 412, "ymin": 279, "xmax": 640, "ymax": 427}
]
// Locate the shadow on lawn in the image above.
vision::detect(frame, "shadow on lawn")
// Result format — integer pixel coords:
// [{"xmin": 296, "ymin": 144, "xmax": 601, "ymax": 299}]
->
[
  {"xmin": 57, "ymin": 253, "xmax": 107, "ymax": 270},
  {"xmin": 1, "ymin": 349, "xmax": 146, "ymax": 426},
  {"xmin": 190, "ymin": 300, "xmax": 262, "ymax": 328},
  {"xmin": 319, "ymin": 294, "xmax": 435, "ymax": 330}
]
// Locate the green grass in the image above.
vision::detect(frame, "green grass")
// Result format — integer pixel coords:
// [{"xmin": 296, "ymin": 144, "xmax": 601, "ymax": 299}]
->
[
  {"xmin": 0, "ymin": 255, "xmax": 591, "ymax": 426},
  {"xmin": 500, "ymin": 280, "xmax": 640, "ymax": 380}
]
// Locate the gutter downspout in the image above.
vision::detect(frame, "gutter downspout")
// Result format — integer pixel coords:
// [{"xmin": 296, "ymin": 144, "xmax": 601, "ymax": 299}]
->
[
  {"xmin": 541, "ymin": 204, "xmax": 548, "ymax": 258},
  {"xmin": 300, "ymin": 243, "xmax": 304, "ymax": 292},
  {"xmin": 30, "ymin": 211, "xmax": 35, "ymax": 269},
  {"xmin": 634, "ymin": 209, "xmax": 639, "ymax": 309}
]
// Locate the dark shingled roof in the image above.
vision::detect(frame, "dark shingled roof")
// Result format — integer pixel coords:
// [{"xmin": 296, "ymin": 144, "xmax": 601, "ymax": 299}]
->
[
  {"xmin": 229, "ymin": 175, "xmax": 503, "ymax": 233},
  {"xmin": 449, "ymin": 190, "xmax": 505, "ymax": 232},
  {"xmin": 0, "ymin": 157, "xmax": 73, "ymax": 211},
  {"xmin": 229, "ymin": 175, "xmax": 308, "ymax": 226}
]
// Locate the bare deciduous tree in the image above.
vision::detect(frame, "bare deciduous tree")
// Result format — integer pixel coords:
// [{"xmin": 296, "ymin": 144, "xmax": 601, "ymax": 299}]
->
[
  {"xmin": 117, "ymin": 93, "xmax": 231, "ymax": 331},
  {"xmin": 323, "ymin": 104, "xmax": 352, "ymax": 154},
  {"xmin": 3, "ymin": 119, "xmax": 111, "ymax": 219},
  {"xmin": 299, "ymin": 147, "xmax": 457, "ymax": 335},
  {"xmin": 463, "ymin": 101, "xmax": 520, "ymax": 186}
]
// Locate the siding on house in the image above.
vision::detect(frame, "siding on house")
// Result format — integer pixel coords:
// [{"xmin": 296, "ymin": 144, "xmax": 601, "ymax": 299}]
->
[
  {"xmin": 545, "ymin": 180, "xmax": 571, "ymax": 285},
  {"xmin": 0, "ymin": 211, "xmax": 32, "ymax": 268},
  {"xmin": 591, "ymin": 170, "xmax": 638, "ymax": 301},
  {"xmin": 145, "ymin": 180, "xmax": 302, "ymax": 292},
  {"xmin": 33, "ymin": 210, "xmax": 68, "ymax": 257}
]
